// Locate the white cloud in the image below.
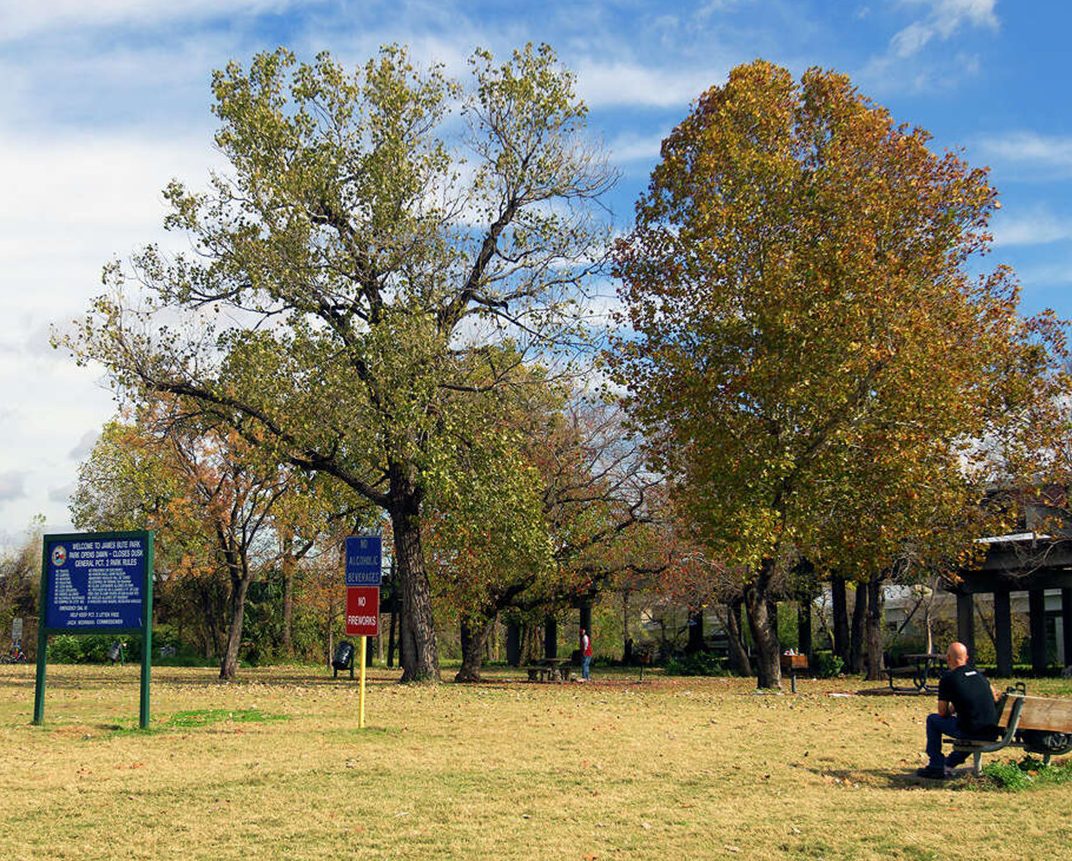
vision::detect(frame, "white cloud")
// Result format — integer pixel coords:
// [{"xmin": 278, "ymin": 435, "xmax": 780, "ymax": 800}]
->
[
  {"xmin": 68, "ymin": 430, "xmax": 100, "ymax": 461},
  {"xmin": 0, "ymin": 472, "xmax": 28, "ymax": 503},
  {"xmin": 992, "ymin": 209, "xmax": 1072, "ymax": 247},
  {"xmin": 575, "ymin": 60, "xmax": 725, "ymax": 109},
  {"xmin": 607, "ymin": 131, "xmax": 668, "ymax": 164},
  {"xmin": 890, "ymin": 0, "xmax": 998, "ymax": 58},
  {"xmin": 49, "ymin": 483, "xmax": 76, "ymax": 504},
  {"xmin": 977, "ymin": 132, "xmax": 1072, "ymax": 174},
  {"xmin": 858, "ymin": 0, "xmax": 997, "ymax": 94},
  {"xmin": 0, "ymin": 0, "xmax": 305, "ymax": 43}
]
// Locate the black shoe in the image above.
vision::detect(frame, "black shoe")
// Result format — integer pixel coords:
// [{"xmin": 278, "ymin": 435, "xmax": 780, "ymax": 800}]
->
[{"xmin": 915, "ymin": 766, "xmax": 948, "ymax": 779}]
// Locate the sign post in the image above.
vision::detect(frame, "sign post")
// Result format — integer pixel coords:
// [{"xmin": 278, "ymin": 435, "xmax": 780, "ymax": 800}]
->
[
  {"xmin": 34, "ymin": 531, "xmax": 154, "ymax": 728},
  {"xmin": 345, "ymin": 535, "xmax": 382, "ymax": 729}
]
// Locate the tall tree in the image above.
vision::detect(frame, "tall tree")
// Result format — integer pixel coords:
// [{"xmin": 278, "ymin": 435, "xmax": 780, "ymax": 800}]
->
[
  {"xmin": 611, "ymin": 61, "xmax": 1066, "ymax": 688},
  {"xmin": 62, "ymin": 44, "xmax": 614, "ymax": 681}
]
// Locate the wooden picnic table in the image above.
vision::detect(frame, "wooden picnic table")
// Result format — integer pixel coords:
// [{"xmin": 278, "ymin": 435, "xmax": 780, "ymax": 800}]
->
[{"xmin": 524, "ymin": 657, "xmax": 573, "ymax": 683}]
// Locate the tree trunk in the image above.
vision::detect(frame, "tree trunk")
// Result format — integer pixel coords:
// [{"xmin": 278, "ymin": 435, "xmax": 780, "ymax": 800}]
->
[
  {"xmin": 456, "ymin": 614, "xmax": 495, "ymax": 682},
  {"xmin": 387, "ymin": 562, "xmax": 398, "ymax": 668},
  {"xmin": 831, "ymin": 575, "xmax": 849, "ymax": 663},
  {"xmin": 744, "ymin": 566, "xmax": 781, "ymax": 689},
  {"xmin": 725, "ymin": 598, "xmax": 753, "ymax": 677},
  {"xmin": 220, "ymin": 562, "xmax": 252, "ymax": 681},
  {"xmin": 686, "ymin": 609, "xmax": 705, "ymax": 654},
  {"xmin": 389, "ymin": 485, "xmax": 440, "ymax": 682},
  {"xmin": 865, "ymin": 578, "xmax": 885, "ymax": 681},
  {"xmin": 280, "ymin": 530, "xmax": 295, "ymax": 658},
  {"xmin": 848, "ymin": 583, "xmax": 867, "ymax": 674}
]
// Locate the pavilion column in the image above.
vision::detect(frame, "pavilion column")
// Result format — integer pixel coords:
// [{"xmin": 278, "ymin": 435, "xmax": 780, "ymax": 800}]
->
[
  {"xmin": 797, "ymin": 599, "xmax": 813, "ymax": 662},
  {"xmin": 956, "ymin": 591, "xmax": 975, "ymax": 659},
  {"xmin": 544, "ymin": 615, "xmax": 558, "ymax": 659},
  {"xmin": 1029, "ymin": 589, "xmax": 1047, "ymax": 673},
  {"xmin": 994, "ymin": 588, "xmax": 1013, "ymax": 678},
  {"xmin": 505, "ymin": 621, "xmax": 521, "ymax": 667},
  {"xmin": 1062, "ymin": 589, "xmax": 1072, "ymax": 668},
  {"xmin": 579, "ymin": 603, "xmax": 593, "ymax": 639}
]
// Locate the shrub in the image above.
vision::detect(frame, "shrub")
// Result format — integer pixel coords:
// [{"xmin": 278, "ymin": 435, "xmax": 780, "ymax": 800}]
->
[
  {"xmin": 664, "ymin": 652, "xmax": 726, "ymax": 676},
  {"xmin": 815, "ymin": 651, "xmax": 844, "ymax": 678}
]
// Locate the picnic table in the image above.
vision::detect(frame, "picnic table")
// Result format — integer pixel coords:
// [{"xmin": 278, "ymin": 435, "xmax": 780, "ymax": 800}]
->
[
  {"xmin": 524, "ymin": 657, "xmax": 573, "ymax": 683},
  {"xmin": 886, "ymin": 652, "xmax": 944, "ymax": 693}
]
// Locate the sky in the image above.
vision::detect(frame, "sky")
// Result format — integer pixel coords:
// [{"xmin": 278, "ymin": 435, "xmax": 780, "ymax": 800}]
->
[{"xmin": 2, "ymin": 0, "xmax": 1071, "ymax": 548}]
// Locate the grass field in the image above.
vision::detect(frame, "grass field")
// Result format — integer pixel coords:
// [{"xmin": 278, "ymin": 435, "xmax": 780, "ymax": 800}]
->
[{"xmin": 2, "ymin": 664, "xmax": 1070, "ymax": 860}]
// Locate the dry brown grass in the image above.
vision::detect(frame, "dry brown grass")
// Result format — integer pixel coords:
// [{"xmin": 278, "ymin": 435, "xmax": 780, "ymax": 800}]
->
[{"xmin": 1, "ymin": 664, "xmax": 1070, "ymax": 860}]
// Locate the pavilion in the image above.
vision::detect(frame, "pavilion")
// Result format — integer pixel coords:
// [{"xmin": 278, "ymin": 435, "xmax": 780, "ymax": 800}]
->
[{"xmin": 947, "ymin": 535, "xmax": 1072, "ymax": 675}]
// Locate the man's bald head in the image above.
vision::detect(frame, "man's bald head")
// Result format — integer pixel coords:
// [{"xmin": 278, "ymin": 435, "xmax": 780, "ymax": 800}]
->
[{"xmin": 946, "ymin": 642, "xmax": 969, "ymax": 668}]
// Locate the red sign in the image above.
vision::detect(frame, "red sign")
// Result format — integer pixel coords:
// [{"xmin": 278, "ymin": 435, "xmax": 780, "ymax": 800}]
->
[{"xmin": 345, "ymin": 586, "xmax": 380, "ymax": 636}]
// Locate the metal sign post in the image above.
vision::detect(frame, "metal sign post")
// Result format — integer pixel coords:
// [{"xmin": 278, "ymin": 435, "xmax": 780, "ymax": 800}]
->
[{"xmin": 34, "ymin": 531, "xmax": 154, "ymax": 728}]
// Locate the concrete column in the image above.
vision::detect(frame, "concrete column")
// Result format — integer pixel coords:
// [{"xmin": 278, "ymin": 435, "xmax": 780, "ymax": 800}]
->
[
  {"xmin": 544, "ymin": 615, "xmax": 558, "ymax": 659},
  {"xmin": 994, "ymin": 588, "xmax": 1013, "ymax": 677},
  {"xmin": 1029, "ymin": 589, "xmax": 1047, "ymax": 673},
  {"xmin": 579, "ymin": 603, "xmax": 592, "ymax": 635},
  {"xmin": 798, "ymin": 600, "xmax": 813, "ymax": 661},
  {"xmin": 956, "ymin": 591, "xmax": 975, "ymax": 658},
  {"xmin": 1062, "ymin": 589, "xmax": 1072, "ymax": 668},
  {"xmin": 505, "ymin": 621, "xmax": 521, "ymax": 667}
]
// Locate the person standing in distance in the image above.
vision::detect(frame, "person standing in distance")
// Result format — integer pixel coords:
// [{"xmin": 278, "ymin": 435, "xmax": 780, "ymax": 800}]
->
[
  {"xmin": 917, "ymin": 641, "xmax": 999, "ymax": 779},
  {"xmin": 580, "ymin": 628, "xmax": 593, "ymax": 681}
]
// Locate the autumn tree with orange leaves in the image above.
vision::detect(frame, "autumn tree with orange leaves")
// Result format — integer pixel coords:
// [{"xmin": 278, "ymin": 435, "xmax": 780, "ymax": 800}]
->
[
  {"xmin": 71, "ymin": 401, "xmax": 332, "ymax": 679},
  {"xmin": 612, "ymin": 61, "xmax": 1068, "ymax": 688}
]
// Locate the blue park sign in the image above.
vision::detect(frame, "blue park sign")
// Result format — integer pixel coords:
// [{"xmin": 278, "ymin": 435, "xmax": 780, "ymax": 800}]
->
[
  {"xmin": 43, "ymin": 532, "xmax": 151, "ymax": 632},
  {"xmin": 345, "ymin": 534, "xmax": 383, "ymax": 587},
  {"xmin": 35, "ymin": 530, "xmax": 155, "ymax": 728}
]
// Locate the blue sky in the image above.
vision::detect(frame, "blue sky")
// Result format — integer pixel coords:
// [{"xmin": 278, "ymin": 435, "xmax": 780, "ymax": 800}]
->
[{"xmin": 1, "ymin": 0, "xmax": 1070, "ymax": 546}]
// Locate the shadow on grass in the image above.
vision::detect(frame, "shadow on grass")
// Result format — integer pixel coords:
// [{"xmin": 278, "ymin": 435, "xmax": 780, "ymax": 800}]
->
[{"xmin": 805, "ymin": 766, "xmax": 978, "ymax": 790}]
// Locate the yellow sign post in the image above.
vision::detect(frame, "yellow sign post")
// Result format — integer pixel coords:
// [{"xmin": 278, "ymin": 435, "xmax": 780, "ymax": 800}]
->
[{"xmin": 358, "ymin": 635, "xmax": 368, "ymax": 729}]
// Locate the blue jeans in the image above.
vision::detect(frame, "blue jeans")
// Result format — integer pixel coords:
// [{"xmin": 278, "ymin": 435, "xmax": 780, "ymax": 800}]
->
[
  {"xmin": 582, "ymin": 655, "xmax": 591, "ymax": 680},
  {"xmin": 926, "ymin": 713, "xmax": 969, "ymax": 769}
]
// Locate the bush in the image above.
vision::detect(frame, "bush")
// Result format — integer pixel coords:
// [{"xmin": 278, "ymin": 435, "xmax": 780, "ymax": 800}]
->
[
  {"xmin": 664, "ymin": 652, "xmax": 726, "ymax": 676},
  {"xmin": 814, "ymin": 651, "xmax": 844, "ymax": 678},
  {"xmin": 48, "ymin": 634, "xmax": 142, "ymax": 663}
]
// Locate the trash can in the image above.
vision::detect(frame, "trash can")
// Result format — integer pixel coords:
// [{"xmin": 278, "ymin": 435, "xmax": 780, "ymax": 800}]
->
[
  {"xmin": 332, "ymin": 642, "xmax": 355, "ymax": 679},
  {"xmin": 107, "ymin": 641, "xmax": 125, "ymax": 665}
]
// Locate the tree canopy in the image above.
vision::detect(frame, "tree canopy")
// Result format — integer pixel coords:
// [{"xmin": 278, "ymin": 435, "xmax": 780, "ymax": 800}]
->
[
  {"xmin": 63, "ymin": 43, "xmax": 614, "ymax": 681},
  {"xmin": 611, "ymin": 60, "xmax": 1068, "ymax": 687}
]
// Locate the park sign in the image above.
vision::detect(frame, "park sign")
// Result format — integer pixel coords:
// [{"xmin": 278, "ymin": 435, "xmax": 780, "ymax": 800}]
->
[
  {"xmin": 43, "ymin": 533, "xmax": 151, "ymax": 631},
  {"xmin": 345, "ymin": 534, "xmax": 382, "ymax": 586},
  {"xmin": 345, "ymin": 586, "xmax": 380, "ymax": 637},
  {"xmin": 34, "ymin": 530, "xmax": 154, "ymax": 728}
]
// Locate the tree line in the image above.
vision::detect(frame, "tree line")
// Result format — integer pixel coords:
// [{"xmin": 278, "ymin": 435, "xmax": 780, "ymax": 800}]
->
[{"xmin": 50, "ymin": 45, "xmax": 1070, "ymax": 687}]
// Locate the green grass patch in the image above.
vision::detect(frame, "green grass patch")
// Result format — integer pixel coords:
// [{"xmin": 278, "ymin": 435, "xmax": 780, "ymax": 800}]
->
[
  {"xmin": 978, "ymin": 755, "xmax": 1072, "ymax": 791},
  {"xmin": 164, "ymin": 708, "xmax": 288, "ymax": 728}
]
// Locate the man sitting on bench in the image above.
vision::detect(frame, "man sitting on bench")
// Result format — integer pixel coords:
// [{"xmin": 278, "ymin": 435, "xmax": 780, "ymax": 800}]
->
[{"xmin": 918, "ymin": 641, "xmax": 1000, "ymax": 779}]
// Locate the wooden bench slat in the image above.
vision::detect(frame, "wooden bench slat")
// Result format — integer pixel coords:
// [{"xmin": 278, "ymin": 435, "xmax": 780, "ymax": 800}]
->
[{"xmin": 1016, "ymin": 696, "xmax": 1072, "ymax": 733}]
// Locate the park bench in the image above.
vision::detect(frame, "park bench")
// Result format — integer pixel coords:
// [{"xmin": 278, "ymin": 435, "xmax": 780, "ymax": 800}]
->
[{"xmin": 946, "ymin": 684, "xmax": 1072, "ymax": 775}]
